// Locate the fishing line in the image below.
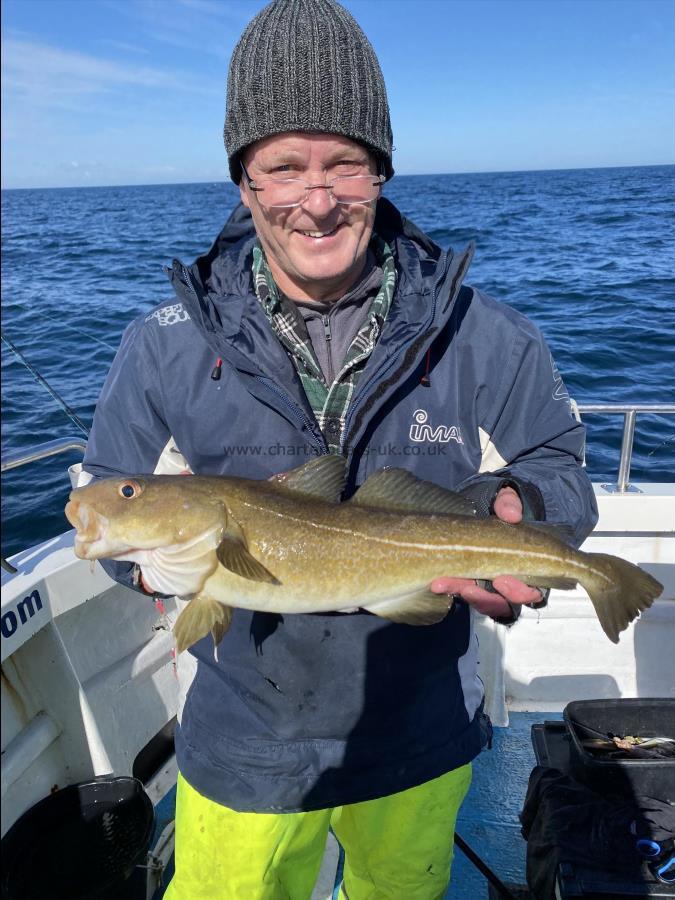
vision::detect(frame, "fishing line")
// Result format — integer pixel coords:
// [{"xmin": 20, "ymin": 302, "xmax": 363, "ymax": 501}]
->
[
  {"xmin": 647, "ymin": 432, "xmax": 675, "ymax": 458},
  {"xmin": 1, "ymin": 332, "xmax": 90, "ymax": 437},
  {"xmin": 7, "ymin": 302, "xmax": 118, "ymax": 352}
]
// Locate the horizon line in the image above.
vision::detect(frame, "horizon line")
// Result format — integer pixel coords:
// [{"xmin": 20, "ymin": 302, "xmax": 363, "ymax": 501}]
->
[{"xmin": 2, "ymin": 161, "xmax": 673, "ymax": 192}]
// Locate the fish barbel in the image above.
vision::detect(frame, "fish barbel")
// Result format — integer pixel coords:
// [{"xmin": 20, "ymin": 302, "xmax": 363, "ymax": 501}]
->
[{"xmin": 64, "ymin": 456, "xmax": 663, "ymax": 651}]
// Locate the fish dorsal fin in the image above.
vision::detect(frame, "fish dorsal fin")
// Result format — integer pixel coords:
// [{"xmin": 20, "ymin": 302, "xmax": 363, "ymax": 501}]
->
[
  {"xmin": 216, "ymin": 535, "xmax": 280, "ymax": 584},
  {"xmin": 269, "ymin": 455, "xmax": 347, "ymax": 502},
  {"xmin": 350, "ymin": 468, "xmax": 476, "ymax": 517}
]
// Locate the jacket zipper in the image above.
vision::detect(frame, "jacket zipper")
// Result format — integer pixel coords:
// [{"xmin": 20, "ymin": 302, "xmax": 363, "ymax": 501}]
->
[
  {"xmin": 255, "ymin": 376, "xmax": 326, "ymax": 454},
  {"xmin": 341, "ymin": 250, "xmax": 448, "ymax": 450},
  {"xmin": 322, "ymin": 314, "xmax": 334, "ymax": 384},
  {"xmin": 180, "ymin": 263, "xmax": 198, "ymax": 297},
  {"xmin": 177, "ymin": 262, "xmax": 325, "ymax": 454}
]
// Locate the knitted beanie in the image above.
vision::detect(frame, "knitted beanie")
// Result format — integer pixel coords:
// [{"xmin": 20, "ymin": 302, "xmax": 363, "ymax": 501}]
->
[{"xmin": 224, "ymin": 0, "xmax": 393, "ymax": 183}]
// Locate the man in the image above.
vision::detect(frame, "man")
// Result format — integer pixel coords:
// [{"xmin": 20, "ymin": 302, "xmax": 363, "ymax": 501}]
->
[{"xmin": 83, "ymin": 0, "xmax": 597, "ymax": 896}]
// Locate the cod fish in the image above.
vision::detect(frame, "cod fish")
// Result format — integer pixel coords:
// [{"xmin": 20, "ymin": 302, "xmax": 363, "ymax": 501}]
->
[{"xmin": 65, "ymin": 456, "xmax": 663, "ymax": 651}]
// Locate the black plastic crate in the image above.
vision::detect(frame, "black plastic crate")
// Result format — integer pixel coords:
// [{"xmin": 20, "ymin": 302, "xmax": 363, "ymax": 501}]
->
[
  {"xmin": 556, "ymin": 858, "xmax": 675, "ymax": 898},
  {"xmin": 563, "ymin": 699, "xmax": 675, "ymax": 799},
  {"xmin": 529, "ymin": 720, "xmax": 675, "ymax": 898}
]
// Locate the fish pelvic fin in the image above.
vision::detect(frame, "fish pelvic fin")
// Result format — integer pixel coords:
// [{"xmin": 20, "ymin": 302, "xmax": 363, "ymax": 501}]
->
[
  {"xmin": 364, "ymin": 589, "xmax": 449, "ymax": 626},
  {"xmin": 581, "ymin": 553, "xmax": 663, "ymax": 644},
  {"xmin": 509, "ymin": 574, "xmax": 578, "ymax": 591},
  {"xmin": 216, "ymin": 535, "xmax": 280, "ymax": 584},
  {"xmin": 173, "ymin": 594, "xmax": 232, "ymax": 653}
]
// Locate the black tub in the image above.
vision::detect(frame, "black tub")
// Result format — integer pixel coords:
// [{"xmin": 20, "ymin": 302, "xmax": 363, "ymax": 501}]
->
[{"xmin": 563, "ymin": 698, "xmax": 675, "ymax": 799}]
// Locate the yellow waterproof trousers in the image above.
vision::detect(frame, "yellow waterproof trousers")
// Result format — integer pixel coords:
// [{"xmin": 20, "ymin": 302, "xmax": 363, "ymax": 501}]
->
[{"xmin": 164, "ymin": 765, "xmax": 471, "ymax": 900}]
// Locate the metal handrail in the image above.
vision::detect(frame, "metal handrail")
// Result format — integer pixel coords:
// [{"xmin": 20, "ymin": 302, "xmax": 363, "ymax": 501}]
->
[
  {"xmin": 575, "ymin": 403, "xmax": 675, "ymax": 493},
  {"xmin": 1, "ymin": 437, "xmax": 88, "ymax": 473},
  {"xmin": 1, "ymin": 406, "xmax": 673, "ymax": 487},
  {"xmin": 1, "ymin": 437, "xmax": 88, "ymax": 573}
]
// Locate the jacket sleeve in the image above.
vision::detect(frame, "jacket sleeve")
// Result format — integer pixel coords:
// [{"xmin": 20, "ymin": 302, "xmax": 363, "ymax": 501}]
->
[
  {"xmin": 84, "ymin": 319, "xmax": 171, "ymax": 478},
  {"xmin": 82, "ymin": 318, "xmax": 172, "ymax": 591},
  {"xmin": 456, "ymin": 313, "xmax": 598, "ymax": 548}
]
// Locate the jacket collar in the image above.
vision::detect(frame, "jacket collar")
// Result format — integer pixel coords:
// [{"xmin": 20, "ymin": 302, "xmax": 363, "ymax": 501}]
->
[{"xmin": 167, "ymin": 197, "xmax": 473, "ymax": 375}]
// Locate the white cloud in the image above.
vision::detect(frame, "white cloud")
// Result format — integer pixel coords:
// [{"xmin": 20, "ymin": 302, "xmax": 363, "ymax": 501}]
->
[
  {"xmin": 99, "ymin": 39, "xmax": 151, "ymax": 55},
  {"xmin": 100, "ymin": 0, "xmax": 253, "ymax": 57},
  {"xmin": 1, "ymin": 36, "xmax": 214, "ymax": 110}
]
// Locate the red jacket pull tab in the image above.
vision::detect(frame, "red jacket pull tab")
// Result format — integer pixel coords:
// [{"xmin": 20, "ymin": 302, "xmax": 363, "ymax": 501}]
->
[{"xmin": 210, "ymin": 358, "xmax": 223, "ymax": 381}]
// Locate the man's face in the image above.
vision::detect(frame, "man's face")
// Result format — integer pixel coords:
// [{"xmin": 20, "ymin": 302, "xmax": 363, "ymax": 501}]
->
[{"xmin": 239, "ymin": 133, "xmax": 378, "ymax": 302}]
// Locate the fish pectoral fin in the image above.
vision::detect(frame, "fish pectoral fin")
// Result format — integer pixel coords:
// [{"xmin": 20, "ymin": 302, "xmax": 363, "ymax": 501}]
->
[
  {"xmin": 216, "ymin": 536, "xmax": 280, "ymax": 584},
  {"xmin": 365, "ymin": 590, "xmax": 449, "ymax": 626},
  {"xmin": 349, "ymin": 469, "xmax": 476, "ymax": 517},
  {"xmin": 173, "ymin": 594, "xmax": 232, "ymax": 653},
  {"xmin": 269, "ymin": 455, "xmax": 347, "ymax": 502}
]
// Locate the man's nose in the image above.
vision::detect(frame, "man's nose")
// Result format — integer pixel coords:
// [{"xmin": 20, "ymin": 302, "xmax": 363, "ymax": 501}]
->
[{"xmin": 301, "ymin": 183, "xmax": 339, "ymax": 216}]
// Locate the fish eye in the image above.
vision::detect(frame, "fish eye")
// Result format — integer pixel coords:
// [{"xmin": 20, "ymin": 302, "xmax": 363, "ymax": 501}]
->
[{"xmin": 118, "ymin": 480, "xmax": 142, "ymax": 499}]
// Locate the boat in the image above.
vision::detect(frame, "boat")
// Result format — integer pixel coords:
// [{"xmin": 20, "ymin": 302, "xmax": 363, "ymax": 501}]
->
[{"xmin": 1, "ymin": 403, "xmax": 674, "ymax": 899}]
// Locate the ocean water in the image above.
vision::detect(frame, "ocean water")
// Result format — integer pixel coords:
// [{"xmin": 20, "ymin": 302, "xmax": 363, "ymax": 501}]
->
[{"xmin": 2, "ymin": 165, "xmax": 674, "ymax": 558}]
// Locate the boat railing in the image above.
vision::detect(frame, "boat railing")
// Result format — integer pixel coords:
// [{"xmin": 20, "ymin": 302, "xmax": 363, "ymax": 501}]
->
[
  {"xmin": 1, "ymin": 437, "xmax": 88, "ymax": 472},
  {"xmin": 1, "ymin": 405, "xmax": 673, "ymax": 490},
  {"xmin": 1, "ymin": 438, "xmax": 89, "ymax": 573},
  {"xmin": 573, "ymin": 403, "xmax": 675, "ymax": 494}
]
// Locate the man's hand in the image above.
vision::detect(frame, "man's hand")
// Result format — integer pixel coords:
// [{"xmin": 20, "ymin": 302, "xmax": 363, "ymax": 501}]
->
[
  {"xmin": 430, "ymin": 486, "xmax": 541, "ymax": 618},
  {"xmin": 140, "ymin": 573, "xmax": 157, "ymax": 594}
]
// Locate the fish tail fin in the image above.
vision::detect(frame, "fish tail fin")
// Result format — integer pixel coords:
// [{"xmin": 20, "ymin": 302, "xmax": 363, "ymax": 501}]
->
[
  {"xmin": 173, "ymin": 594, "xmax": 232, "ymax": 653},
  {"xmin": 581, "ymin": 553, "xmax": 663, "ymax": 644}
]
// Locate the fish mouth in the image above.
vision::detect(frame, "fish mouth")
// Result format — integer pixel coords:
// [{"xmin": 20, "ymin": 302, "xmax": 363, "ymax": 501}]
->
[{"xmin": 65, "ymin": 500, "xmax": 112, "ymax": 559}]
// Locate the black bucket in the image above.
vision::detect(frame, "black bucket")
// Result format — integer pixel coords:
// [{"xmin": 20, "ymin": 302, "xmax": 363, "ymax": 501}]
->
[
  {"xmin": 564, "ymin": 698, "xmax": 675, "ymax": 799},
  {"xmin": 1, "ymin": 776, "xmax": 155, "ymax": 900}
]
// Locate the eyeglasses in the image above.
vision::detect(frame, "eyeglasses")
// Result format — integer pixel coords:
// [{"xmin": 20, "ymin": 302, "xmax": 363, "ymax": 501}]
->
[{"xmin": 240, "ymin": 162, "xmax": 384, "ymax": 209}]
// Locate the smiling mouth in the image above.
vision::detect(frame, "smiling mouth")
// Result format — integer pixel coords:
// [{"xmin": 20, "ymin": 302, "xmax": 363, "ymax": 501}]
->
[{"xmin": 297, "ymin": 224, "xmax": 341, "ymax": 239}]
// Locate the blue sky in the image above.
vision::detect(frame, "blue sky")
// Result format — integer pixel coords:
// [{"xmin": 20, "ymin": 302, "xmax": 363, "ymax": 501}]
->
[{"xmin": 2, "ymin": 0, "xmax": 674, "ymax": 188}]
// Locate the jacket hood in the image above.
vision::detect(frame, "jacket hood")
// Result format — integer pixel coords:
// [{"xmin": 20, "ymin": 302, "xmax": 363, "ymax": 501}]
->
[{"xmin": 166, "ymin": 196, "xmax": 474, "ymax": 372}]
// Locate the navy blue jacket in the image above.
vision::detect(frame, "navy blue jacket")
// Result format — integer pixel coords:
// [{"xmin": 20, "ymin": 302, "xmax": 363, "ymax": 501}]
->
[{"xmin": 83, "ymin": 198, "xmax": 597, "ymax": 811}]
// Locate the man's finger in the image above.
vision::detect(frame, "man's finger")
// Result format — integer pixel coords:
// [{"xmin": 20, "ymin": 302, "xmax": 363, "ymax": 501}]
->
[
  {"xmin": 430, "ymin": 574, "xmax": 541, "ymax": 609},
  {"xmin": 140, "ymin": 573, "xmax": 157, "ymax": 594},
  {"xmin": 493, "ymin": 486, "xmax": 522, "ymax": 524},
  {"xmin": 491, "ymin": 575, "xmax": 541, "ymax": 604}
]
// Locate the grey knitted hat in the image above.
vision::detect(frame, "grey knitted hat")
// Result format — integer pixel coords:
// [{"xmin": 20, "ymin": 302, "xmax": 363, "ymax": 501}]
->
[{"xmin": 224, "ymin": 0, "xmax": 393, "ymax": 183}]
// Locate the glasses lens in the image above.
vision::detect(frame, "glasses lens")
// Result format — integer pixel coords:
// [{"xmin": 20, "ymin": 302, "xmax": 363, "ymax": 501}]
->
[
  {"xmin": 331, "ymin": 175, "xmax": 382, "ymax": 204},
  {"xmin": 261, "ymin": 179, "xmax": 306, "ymax": 207},
  {"xmin": 256, "ymin": 175, "xmax": 383, "ymax": 208}
]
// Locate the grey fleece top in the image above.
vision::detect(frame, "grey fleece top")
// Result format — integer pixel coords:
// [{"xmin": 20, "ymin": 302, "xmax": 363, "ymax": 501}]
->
[{"xmin": 282, "ymin": 249, "xmax": 382, "ymax": 384}]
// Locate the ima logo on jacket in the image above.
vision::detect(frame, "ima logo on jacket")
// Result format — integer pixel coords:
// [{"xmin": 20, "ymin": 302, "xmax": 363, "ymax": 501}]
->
[{"xmin": 409, "ymin": 410, "xmax": 463, "ymax": 444}]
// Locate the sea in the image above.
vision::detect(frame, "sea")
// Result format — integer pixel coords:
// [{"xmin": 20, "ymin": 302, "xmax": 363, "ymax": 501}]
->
[{"xmin": 2, "ymin": 165, "xmax": 674, "ymax": 559}]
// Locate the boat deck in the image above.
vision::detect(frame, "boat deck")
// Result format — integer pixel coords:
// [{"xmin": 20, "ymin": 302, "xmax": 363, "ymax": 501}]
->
[{"xmin": 149, "ymin": 711, "xmax": 553, "ymax": 899}]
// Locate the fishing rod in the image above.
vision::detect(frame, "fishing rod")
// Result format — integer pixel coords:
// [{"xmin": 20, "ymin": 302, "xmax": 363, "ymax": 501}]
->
[
  {"xmin": 1, "ymin": 332, "xmax": 90, "ymax": 437},
  {"xmin": 453, "ymin": 832, "xmax": 520, "ymax": 900},
  {"xmin": 1, "ymin": 334, "xmax": 91, "ymax": 573}
]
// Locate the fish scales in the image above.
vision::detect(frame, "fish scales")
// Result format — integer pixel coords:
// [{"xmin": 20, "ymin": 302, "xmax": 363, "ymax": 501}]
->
[
  {"xmin": 64, "ymin": 457, "xmax": 664, "ymax": 650},
  {"xmin": 225, "ymin": 495, "xmax": 577, "ymax": 602}
]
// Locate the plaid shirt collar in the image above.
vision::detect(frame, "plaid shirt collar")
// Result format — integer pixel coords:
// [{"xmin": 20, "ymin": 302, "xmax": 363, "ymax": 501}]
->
[{"xmin": 252, "ymin": 235, "xmax": 396, "ymax": 453}]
